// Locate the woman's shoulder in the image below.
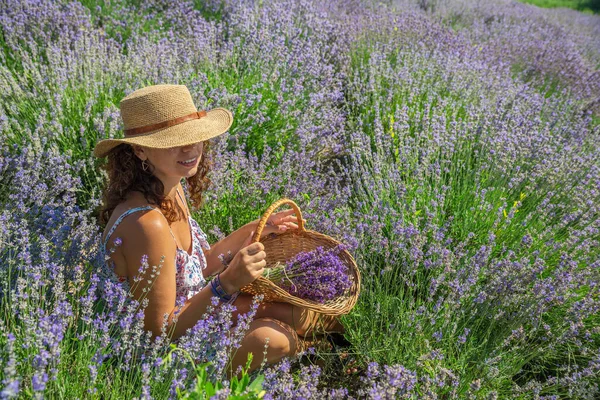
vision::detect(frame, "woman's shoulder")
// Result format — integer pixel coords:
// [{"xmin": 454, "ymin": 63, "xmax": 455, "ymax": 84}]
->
[
  {"xmin": 102, "ymin": 192, "xmax": 178, "ymax": 279},
  {"xmin": 102, "ymin": 192, "xmax": 169, "ymax": 246}
]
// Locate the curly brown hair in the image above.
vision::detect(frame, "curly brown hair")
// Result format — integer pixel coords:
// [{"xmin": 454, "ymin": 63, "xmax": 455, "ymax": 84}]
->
[{"xmin": 97, "ymin": 140, "xmax": 214, "ymax": 227}]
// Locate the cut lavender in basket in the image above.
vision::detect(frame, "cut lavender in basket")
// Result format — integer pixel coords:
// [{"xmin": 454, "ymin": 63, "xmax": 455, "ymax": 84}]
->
[{"xmin": 262, "ymin": 244, "xmax": 352, "ymax": 303}]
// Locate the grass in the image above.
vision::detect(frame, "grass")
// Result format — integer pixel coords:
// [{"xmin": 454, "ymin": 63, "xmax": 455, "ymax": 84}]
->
[{"xmin": 518, "ymin": 0, "xmax": 600, "ymax": 13}]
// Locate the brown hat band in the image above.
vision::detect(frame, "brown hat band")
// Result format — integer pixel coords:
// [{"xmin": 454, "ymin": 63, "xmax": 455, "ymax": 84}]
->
[{"xmin": 124, "ymin": 110, "xmax": 208, "ymax": 137}]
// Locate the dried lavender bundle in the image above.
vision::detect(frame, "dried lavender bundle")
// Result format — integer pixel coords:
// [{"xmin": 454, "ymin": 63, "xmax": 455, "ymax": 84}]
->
[{"xmin": 261, "ymin": 244, "xmax": 352, "ymax": 303}]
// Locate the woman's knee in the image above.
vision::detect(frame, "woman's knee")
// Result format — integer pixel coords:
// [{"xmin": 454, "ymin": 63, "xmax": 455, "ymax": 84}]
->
[
  {"xmin": 246, "ymin": 317, "xmax": 299, "ymax": 359},
  {"xmin": 254, "ymin": 302, "xmax": 311, "ymax": 336}
]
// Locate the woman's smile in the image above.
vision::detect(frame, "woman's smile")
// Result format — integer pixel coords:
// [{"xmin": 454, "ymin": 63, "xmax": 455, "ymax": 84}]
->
[{"xmin": 178, "ymin": 156, "xmax": 198, "ymax": 167}]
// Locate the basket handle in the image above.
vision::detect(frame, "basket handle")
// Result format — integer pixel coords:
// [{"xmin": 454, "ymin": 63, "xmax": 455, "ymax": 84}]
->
[{"xmin": 252, "ymin": 198, "xmax": 305, "ymax": 243}]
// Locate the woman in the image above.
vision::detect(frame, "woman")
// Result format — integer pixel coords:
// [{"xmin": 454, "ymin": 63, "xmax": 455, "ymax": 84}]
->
[{"xmin": 94, "ymin": 84, "xmax": 343, "ymax": 375}]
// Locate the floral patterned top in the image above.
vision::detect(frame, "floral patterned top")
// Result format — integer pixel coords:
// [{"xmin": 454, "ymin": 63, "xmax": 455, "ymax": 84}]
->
[{"xmin": 100, "ymin": 189, "xmax": 210, "ymax": 301}]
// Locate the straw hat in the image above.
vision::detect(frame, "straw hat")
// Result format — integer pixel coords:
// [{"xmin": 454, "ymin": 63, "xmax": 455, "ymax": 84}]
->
[{"xmin": 93, "ymin": 84, "xmax": 233, "ymax": 158}]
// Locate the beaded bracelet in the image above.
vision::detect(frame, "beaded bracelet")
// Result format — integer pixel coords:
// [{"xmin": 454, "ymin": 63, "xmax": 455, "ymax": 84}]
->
[{"xmin": 210, "ymin": 274, "xmax": 233, "ymax": 302}]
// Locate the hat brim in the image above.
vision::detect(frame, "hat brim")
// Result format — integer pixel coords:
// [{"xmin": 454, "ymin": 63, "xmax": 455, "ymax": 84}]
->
[{"xmin": 93, "ymin": 107, "xmax": 233, "ymax": 158}]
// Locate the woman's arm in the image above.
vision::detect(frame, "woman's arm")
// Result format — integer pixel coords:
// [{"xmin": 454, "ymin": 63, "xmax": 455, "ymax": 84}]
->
[
  {"xmin": 121, "ymin": 211, "xmax": 225, "ymax": 341},
  {"xmin": 203, "ymin": 221, "xmax": 255, "ymax": 277},
  {"xmin": 202, "ymin": 209, "xmax": 303, "ymax": 277}
]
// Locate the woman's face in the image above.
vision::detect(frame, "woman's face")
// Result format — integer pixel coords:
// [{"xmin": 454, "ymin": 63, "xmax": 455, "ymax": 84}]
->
[{"xmin": 133, "ymin": 141, "xmax": 204, "ymax": 183}]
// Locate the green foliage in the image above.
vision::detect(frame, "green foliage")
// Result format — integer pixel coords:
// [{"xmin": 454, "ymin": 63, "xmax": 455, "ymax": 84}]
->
[
  {"xmin": 168, "ymin": 347, "xmax": 266, "ymax": 400},
  {"xmin": 518, "ymin": 0, "xmax": 600, "ymax": 13}
]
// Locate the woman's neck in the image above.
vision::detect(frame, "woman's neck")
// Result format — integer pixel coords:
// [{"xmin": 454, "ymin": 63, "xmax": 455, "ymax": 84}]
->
[
  {"xmin": 164, "ymin": 184, "xmax": 179, "ymax": 202},
  {"xmin": 157, "ymin": 175, "xmax": 182, "ymax": 201}
]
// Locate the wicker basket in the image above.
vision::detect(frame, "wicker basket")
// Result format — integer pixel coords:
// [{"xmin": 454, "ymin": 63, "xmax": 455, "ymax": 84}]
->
[{"xmin": 239, "ymin": 198, "xmax": 361, "ymax": 316}]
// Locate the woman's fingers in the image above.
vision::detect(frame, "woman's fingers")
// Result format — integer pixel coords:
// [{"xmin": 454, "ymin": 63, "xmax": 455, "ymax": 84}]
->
[
  {"xmin": 279, "ymin": 215, "xmax": 306, "ymax": 224},
  {"xmin": 269, "ymin": 210, "xmax": 306, "ymax": 225},
  {"xmin": 261, "ymin": 214, "xmax": 304, "ymax": 236},
  {"xmin": 273, "ymin": 209, "xmax": 296, "ymax": 220}
]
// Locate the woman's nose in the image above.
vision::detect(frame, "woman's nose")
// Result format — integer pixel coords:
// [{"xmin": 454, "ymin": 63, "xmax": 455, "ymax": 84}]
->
[{"xmin": 182, "ymin": 142, "xmax": 202, "ymax": 152}]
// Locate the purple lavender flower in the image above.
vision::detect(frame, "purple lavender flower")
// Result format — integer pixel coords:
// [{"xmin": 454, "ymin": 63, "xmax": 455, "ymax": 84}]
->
[
  {"xmin": 263, "ymin": 244, "xmax": 353, "ymax": 303},
  {"xmin": 359, "ymin": 361, "xmax": 417, "ymax": 399}
]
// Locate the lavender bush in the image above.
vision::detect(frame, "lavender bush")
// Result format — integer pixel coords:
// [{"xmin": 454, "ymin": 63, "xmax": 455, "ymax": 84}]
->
[
  {"xmin": 1, "ymin": 0, "xmax": 599, "ymax": 398},
  {"xmin": 334, "ymin": 3, "xmax": 600, "ymax": 396}
]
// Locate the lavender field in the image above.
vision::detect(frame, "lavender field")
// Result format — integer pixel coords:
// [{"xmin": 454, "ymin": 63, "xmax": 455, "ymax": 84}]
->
[{"xmin": 1, "ymin": 0, "xmax": 599, "ymax": 398}]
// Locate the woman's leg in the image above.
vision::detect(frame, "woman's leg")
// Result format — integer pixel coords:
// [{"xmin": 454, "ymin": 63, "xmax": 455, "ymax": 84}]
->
[
  {"xmin": 228, "ymin": 317, "xmax": 300, "ymax": 377},
  {"xmin": 232, "ymin": 294, "xmax": 344, "ymax": 337}
]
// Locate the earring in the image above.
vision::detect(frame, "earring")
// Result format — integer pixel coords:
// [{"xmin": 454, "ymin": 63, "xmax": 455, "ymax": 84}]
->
[{"xmin": 142, "ymin": 159, "xmax": 149, "ymax": 172}]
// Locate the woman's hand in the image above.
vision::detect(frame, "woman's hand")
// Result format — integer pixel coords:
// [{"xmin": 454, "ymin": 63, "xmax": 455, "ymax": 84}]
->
[
  {"xmin": 254, "ymin": 208, "xmax": 306, "ymax": 239},
  {"xmin": 219, "ymin": 230, "xmax": 266, "ymax": 294}
]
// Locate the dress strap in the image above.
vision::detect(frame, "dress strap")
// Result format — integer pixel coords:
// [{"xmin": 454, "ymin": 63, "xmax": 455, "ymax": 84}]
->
[{"xmin": 102, "ymin": 206, "xmax": 177, "ymax": 251}]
